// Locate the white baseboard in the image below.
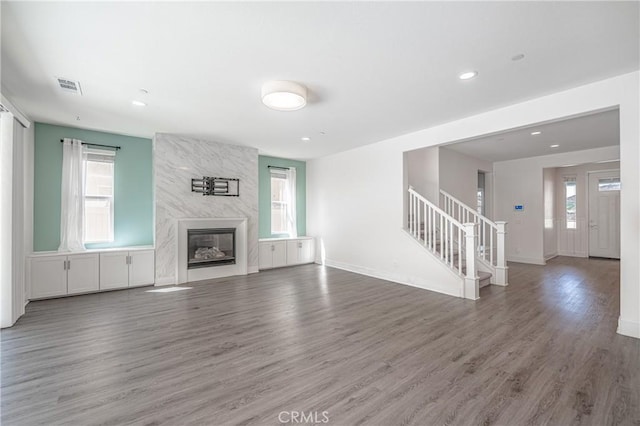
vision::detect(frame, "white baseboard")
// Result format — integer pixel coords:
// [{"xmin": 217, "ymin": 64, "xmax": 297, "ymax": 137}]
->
[
  {"xmin": 324, "ymin": 259, "xmax": 463, "ymax": 298},
  {"xmin": 617, "ymin": 317, "xmax": 640, "ymax": 339},
  {"xmin": 557, "ymin": 251, "xmax": 589, "ymax": 258},
  {"xmin": 544, "ymin": 253, "xmax": 558, "ymax": 261},
  {"xmin": 248, "ymin": 265, "xmax": 259, "ymax": 274},
  {"xmin": 506, "ymin": 255, "xmax": 546, "ymax": 265},
  {"xmin": 155, "ymin": 277, "xmax": 176, "ymax": 286}
]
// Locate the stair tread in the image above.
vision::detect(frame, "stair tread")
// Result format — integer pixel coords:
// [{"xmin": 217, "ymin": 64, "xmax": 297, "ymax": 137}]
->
[{"xmin": 478, "ymin": 271, "xmax": 492, "ymax": 280}]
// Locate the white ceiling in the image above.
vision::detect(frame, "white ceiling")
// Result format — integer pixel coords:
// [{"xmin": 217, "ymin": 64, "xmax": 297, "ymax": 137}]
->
[
  {"xmin": 1, "ymin": 2, "xmax": 638, "ymax": 160},
  {"xmin": 444, "ymin": 109, "xmax": 620, "ymax": 163}
]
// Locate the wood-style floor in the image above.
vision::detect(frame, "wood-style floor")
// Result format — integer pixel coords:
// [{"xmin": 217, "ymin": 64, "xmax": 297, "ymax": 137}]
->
[{"xmin": 1, "ymin": 257, "xmax": 638, "ymax": 425}]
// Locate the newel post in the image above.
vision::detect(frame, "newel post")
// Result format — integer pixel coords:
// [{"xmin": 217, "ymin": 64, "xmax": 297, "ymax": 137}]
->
[
  {"xmin": 463, "ymin": 223, "xmax": 479, "ymax": 300},
  {"xmin": 495, "ymin": 221, "xmax": 508, "ymax": 286}
]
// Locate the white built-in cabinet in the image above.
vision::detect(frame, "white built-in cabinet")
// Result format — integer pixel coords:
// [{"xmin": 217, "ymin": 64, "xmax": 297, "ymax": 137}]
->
[
  {"xmin": 29, "ymin": 248, "xmax": 154, "ymax": 300},
  {"xmin": 259, "ymin": 240, "xmax": 287, "ymax": 269},
  {"xmin": 100, "ymin": 250, "xmax": 155, "ymax": 290},
  {"xmin": 30, "ymin": 253, "xmax": 100, "ymax": 299},
  {"xmin": 259, "ymin": 237, "xmax": 315, "ymax": 270}
]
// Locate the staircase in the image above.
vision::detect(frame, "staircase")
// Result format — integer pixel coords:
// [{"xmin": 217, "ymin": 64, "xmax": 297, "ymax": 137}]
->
[{"xmin": 406, "ymin": 187, "xmax": 508, "ymax": 300}]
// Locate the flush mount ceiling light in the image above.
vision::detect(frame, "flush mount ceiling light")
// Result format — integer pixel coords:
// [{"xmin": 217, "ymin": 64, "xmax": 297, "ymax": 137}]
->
[
  {"xmin": 550, "ymin": 144, "xmax": 560, "ymax": 148},
  {"xmin": 131, "ymin": 100, "xmax": 146, "ymax": 107},
  {"xmin": 458, "ymin": 71, "xmax": 478, "ymax": 80},
  {"xmin": 261, "ymin": 80, "xmax": 307, "ymax": 111},
  {"xmin": 301, "ymin": 137, "xmax": 311, "ymax": 142},
  {"xmin": 531, "ymin": 131, "xmax": 542, "ymax": 135}
]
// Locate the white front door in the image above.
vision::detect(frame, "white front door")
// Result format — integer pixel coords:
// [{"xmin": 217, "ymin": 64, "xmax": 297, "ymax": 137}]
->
[{"xmin": 588, "ymin": 170, "xmax": 620, "ymax": 259}]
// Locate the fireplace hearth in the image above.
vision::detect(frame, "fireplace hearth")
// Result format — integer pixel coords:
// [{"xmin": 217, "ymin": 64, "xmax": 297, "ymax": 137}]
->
[{"xmin": 187, "ymin": 228, "xmax": 236, "ymax": 269}]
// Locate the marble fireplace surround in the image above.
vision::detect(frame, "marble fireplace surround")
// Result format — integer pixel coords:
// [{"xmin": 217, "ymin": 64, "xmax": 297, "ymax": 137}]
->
[{"xmin": 177, "ymin": 218, "xmax": 248, "ymax": 284}]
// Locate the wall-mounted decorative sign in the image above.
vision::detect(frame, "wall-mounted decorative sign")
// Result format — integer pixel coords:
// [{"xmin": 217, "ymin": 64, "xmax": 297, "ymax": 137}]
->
[{"xmin": 191, "ymin": 177, "xmax": 240, "ymax": 197}]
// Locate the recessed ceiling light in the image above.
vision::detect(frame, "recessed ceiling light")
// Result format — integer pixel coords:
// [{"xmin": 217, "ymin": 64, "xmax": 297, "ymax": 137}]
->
[
  {"xmin": 132, "ymin": 100, "xmax": 147, "ymax": 107},
  {"xmin": 458, "ymin": 71, "xmax": 478, "ymax": 80},
  {"xmin": 261, "ymin": 80, "xmax": 307, "ymax": 111},
  {"xmin": 511, "ymin": 53, "xmax": 525, "ymax": 61},
  {"xmin": 301, "ymin": 137, "xmax": 311, "ymax": 142},
  {"xmin": 550, "ymin": 144, "xmax": 560, "ymax": 148},
  {"xmin": 531, "ymin": 131, "xmax": 542, "ymax": 135}
]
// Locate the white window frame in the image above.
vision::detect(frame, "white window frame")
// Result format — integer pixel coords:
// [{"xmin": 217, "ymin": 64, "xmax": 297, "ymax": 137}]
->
[
  {"xmin": 270, "ymin": 168, "xmax": 289, "ymax": 236},
  {"xmin": 84, "ymin": 148, "xmax": 115, "ymax": 243}
]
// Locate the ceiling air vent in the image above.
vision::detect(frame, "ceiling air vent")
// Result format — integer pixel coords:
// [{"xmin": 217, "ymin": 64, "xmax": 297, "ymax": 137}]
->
[{"xmin": 56, "ymin": 77, "xmax": 82, "ymax": 95}]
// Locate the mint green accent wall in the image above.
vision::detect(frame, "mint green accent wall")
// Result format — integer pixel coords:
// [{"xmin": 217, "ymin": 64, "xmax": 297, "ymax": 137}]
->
[
  {"xmin": 34, "ymin": 123, "xmax": 153, "ymax": 251},
  {"xmin": 258, "ymin": 155, "xmax": 306, "ymax": 238}
]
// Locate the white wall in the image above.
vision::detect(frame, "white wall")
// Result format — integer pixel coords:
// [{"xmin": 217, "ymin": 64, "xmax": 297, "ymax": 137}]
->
[
  {"xmin": 439, "ymin": 147, "xmax": 493, "ymax": 219},
  {"xmin": 1, "ymin": 113, "xmax": 28, "ymax": 328},
  {"xmin": 0, "ymin": 113, "xmax": 15, "ymax": 328},
  {"xmin": 406, "ymin": 146, "xmax": 439, "ymax": 203},
  {"xmin": 23, "ymin": 123, "xmax": 34, "ymax": 303},
  {"xmin": 307, "ymin": 71, "xmax": 639, "ymax": 339},
  {"xmin": 494, "ymin": 146, "xmax": 619, "ymax": 264},
  {"xmin": 556, "ymin": 161, "xmax": 620, "ymax": 257},
  {"xmin": 543, "ymin": 167, "xmax": 558, "ymax": 260},
  {"xmin": 310, "ymin": 142, "xmax": 467, "ymax": 298}
]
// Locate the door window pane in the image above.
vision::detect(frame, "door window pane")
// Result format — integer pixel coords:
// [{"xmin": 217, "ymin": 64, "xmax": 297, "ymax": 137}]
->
[{"xmin": 598, "ymin": 178, "xmax": 621, "ymax": 191}]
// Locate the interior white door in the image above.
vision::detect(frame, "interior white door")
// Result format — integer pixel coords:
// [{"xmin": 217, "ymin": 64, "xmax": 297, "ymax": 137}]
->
[{"xmin": 588, "ymin": 170, "xmax": 620, "ymax": 259}]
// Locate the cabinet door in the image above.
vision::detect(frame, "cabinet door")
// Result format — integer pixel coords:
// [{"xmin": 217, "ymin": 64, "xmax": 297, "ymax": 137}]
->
[
  {"xmin": 258, "ymin": 242, "xmax": 273, "ymax": 270},
  {"xmin": 30, "ymin": 256, "xmax": 67, "ymax": 299},
  {"xmin": 100, "ymin": 252, "xmax": 129, "ymax": 290},
  {"xmin": 129, "ymin": 250, "xmax": 155, "ymax": 287},
  {"xmin": 299, "ymin": 239, "xmax": 314, "ymax": 264},
  {"xmin": 286, "ymin": 240, "xmax": 300, "ymax": 265},
  {"xmin": 272, "ymin": 241, "xmax": 287, "ymax": 268},
  {"xmin": 67, "ymin": 254, "xmax": 100, "ymax": 294}
]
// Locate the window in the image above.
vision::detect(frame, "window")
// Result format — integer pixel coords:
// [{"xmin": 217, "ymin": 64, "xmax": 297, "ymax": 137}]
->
[
  {"xmin": 84, "ymin": 150, "xmax": 115, "ymax": 243},
  {"xmin": 270, "ymin": 170, "xmax": 288, "ymax": 235},
  {"xmin": 564, "ymin": 177, "xmax": 577, "ymax": 229},
  {"xmin": 269, "ymin": 166, "xmax": 297, "ymax": 236},
  {"xmin": 598, "ymin": 177, "xmax": 621, "ymax": 191},
  {"xmin": 477, "ymin": 171, "xmax": 486, "ymax": 216}
]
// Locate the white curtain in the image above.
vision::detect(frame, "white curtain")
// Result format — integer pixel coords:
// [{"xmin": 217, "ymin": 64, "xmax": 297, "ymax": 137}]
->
[
  {"xmin": 284, "ymin": 167, "xmax": 297, "ymax": 238},
  {"xmin": 58, "ymin": 139, "xmax": 86, "ymax": 252}
]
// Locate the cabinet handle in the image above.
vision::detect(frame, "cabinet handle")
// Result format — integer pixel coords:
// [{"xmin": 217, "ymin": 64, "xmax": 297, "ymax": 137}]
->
[
  {"xmin": 271, "ymin": 245, "xmax": 274, "ymax": 251},
  {"xmin": 67, "ymin": 260, "xmax": 71, "ymax": 270},
  {"xmin": 298, "ymin": 242, "xmax": 302, "ymax": 248},
  {"xmin": 63, "ymin": 260, "xmax": 66, "ymax": 270},
  {"xmin": 129, "ymin": 255, "xmax": 132, "ymax": 265}
]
